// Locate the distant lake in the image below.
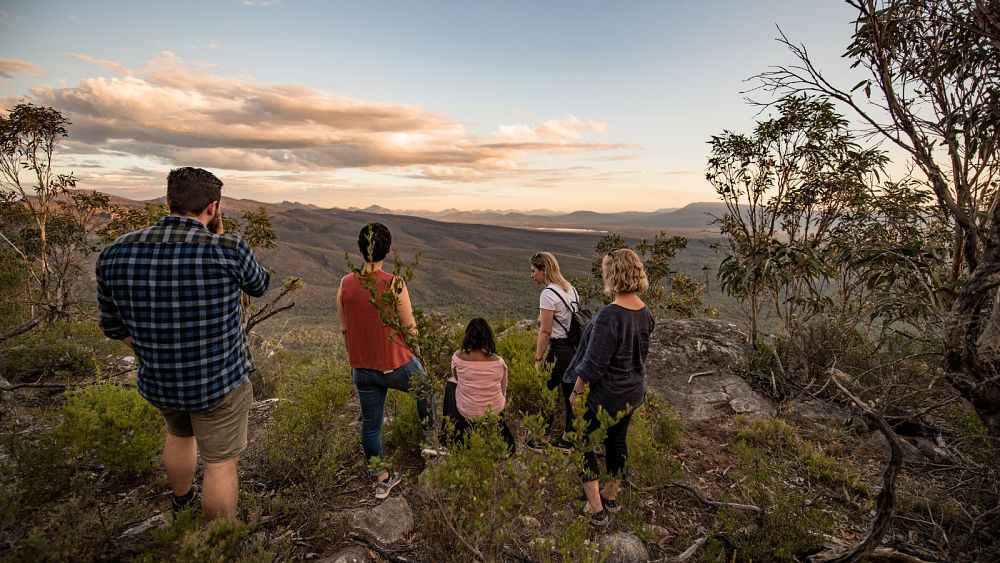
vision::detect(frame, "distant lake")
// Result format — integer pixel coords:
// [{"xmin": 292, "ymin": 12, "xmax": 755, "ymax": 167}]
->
[{"xmin": 520, "ymin": 227, "xmax": 608, "ymax": 234}]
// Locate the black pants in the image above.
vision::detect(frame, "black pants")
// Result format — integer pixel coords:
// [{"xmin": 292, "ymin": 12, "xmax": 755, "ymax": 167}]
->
[
  {"xmin": 452, "ymin": 409, "xmax": 516, "ymax": 454},
  {"xmin": 582, "ymin": 407, "xmax": 634, "ymax": 481},
  {"xmin": 545, "ymin": 338, "xmax": 576, "ymax": 435}
]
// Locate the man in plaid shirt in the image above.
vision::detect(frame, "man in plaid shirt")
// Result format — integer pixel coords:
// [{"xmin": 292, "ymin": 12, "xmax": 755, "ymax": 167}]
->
[{"xmin": 97, "ymin": 167, "xmax": 270, "ymax": 520}]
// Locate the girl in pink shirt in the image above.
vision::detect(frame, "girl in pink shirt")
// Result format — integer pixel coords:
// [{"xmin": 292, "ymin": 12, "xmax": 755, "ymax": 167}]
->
[{"xmin": 449, "ymin": 318, "xmax": 515, "ymax": 452}]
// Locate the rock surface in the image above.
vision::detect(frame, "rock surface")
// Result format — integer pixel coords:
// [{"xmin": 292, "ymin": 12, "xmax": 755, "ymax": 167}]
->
[
  {"xmin": 596, "ymin": 532, "xmax": 650, "ymax": 562},
  {"xmin": 349, "ymin": 497, "xmax": 414, "ymax": 544},
  {"xmin": 646, "ymin": 319, "xmax": 774, "ymax": 420}
]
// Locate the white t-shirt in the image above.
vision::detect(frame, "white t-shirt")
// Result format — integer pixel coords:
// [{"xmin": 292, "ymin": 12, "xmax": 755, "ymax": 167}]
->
[{"xmin": 539, "ymin": 283, "xmax": 577, "ymax": 339}]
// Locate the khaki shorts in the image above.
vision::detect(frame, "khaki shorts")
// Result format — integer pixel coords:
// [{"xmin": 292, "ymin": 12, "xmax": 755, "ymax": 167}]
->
[{"xmin": 158, "ymin": 381, "xmax": 253, "ymax": 463}]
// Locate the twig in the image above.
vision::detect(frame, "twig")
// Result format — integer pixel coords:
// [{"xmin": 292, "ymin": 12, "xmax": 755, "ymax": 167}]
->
[
  {"xmin": 0, "ymin": 366, "xmax": 137, "ymax": 393},
  {"xmin": 630, "ymin": 479, "xmax": 761, "ymax": 513},
  {"xmin": 346, "ymin": 532, "xmax": 416, "ymax": 563},
  {"xmin": 654, "ymin": 536, "xmax": 708, "ymax": 562},
  {"xmin": 686, "ymin": 371, "xmax": 714, "ymax": 383},
  {"xmin": 428, "ymin": 491, "xmax": 485, "ymax": 562}
]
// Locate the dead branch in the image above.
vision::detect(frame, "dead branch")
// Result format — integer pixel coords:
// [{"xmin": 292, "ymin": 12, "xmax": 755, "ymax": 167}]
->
[
  {"xmin": 246, "ymin": 303, "xmax": 295, "ymax": 332},
  {"xmin": 630, "ymin": 479, "xmax": 761, "ymax": 513},
  {"xmin": 345, "ymin": 532, "xmax": 417, "ymax": 563},
  {"xmin": 0, "ymin": 316, "xmax": 43, "ymax": 344},
  {"xmin": 686, "ymin": 371, "xmax": 714, "ymax": 383},
  {"xmin": 653, "ymin": 535, "xmax": 708, "ymax": 562},
  {"xmin": 809, "ymin": 369, "xmax": 904, "ymax": 563}
]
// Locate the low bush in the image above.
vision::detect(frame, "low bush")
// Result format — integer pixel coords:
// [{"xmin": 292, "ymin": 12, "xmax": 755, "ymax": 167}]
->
[
  {"xmin": 419, "ymin": 415, "xmax": 599, "ymax": 562},
  {"xmin": 625, "ymin": 396, "xmax": 683, "ymax": 489},
  {"xmin": 259, "ymin": 359, "xmax": 358, "ymax": 489},
  {"xmin": 1, "ymin": 330, "xmax": 99, "ymax": 383},
  {"xmin": 59, "ymin": 383, "xmax": 163, "ymax": 477},
  {"xmin": 0, "ymin": 431, "xmax": 76, "ymax": 515},
  {"xmin": 498, "ymin": 327, "xmax": 553, "ymax": 422}
]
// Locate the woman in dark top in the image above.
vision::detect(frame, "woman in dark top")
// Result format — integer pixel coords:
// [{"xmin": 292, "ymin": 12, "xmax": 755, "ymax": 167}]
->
[{"xmin": 564, "ymin": 248, "xmax": 655, "ymax": 527}]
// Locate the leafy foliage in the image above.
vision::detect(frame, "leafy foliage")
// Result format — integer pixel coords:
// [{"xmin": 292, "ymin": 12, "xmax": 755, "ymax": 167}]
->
[{"xmin": 59, "ymin": 384, "xmax": 164, "ymax": 477}]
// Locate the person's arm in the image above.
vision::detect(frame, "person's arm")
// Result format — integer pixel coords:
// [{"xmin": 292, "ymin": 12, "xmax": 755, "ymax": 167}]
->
[
  {"xmin": 236, "ymin": 239, "xmax": 270, "ymax": 297},
  {"xmin": 397, "ymin": 280, "xmax": 420, "ymax": 353},
  {"xmin": 336, "ymin": 278, "xmax": 349, "ymax": 355},
  {"xmin": 535, "ymin": 308, "xmax": 554, "ymax": 370},
  {"xmin": 569, "ymin": 312, "xmax": 615, "ymax": 387},
  {"xmin": 501, "ymin": 361, "xmax": 509, "ymax": 398},
  {"xmin": 96, "ymin": 267, "xmax": 130, "ymax": 342}
]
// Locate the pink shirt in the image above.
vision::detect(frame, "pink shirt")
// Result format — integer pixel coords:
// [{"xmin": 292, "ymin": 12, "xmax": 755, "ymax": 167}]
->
[{"xmin": 452, "ymin": 352, "xmax": 508, "ymax": 418}]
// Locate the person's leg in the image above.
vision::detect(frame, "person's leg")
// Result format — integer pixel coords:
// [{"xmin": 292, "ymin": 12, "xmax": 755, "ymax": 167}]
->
[
  {"xmin": 580, "ymin": 408, "xmax": 604, "ymax": 512},
  {"xmin": 202, "ymin": 456, "xmax": 239, "ymax": 520},
  {"xmin": 500, "ymin": 416, "xmax": 517, "ymax": 454},
  {"xmin": 452, "ymin": 409, "xmax": 472, "ymax": 446},
  {"xmin": 353, "ymin": 368, "xmax": 389, "ymax": 479},
  {"xmin": 542, "ymin": 348, "xmax": 562, "ymax": 437},
  {"xmin": 551, "ymin": 342, "xmax": 576, "ymax": 441},
  {"xmin": 191, "ymin": 381, "xmax": 253, "ymax": 520},
  {"xmin": 601, "ymin": 411, "xmax": 634, "ymax": 502},
  {"xmin": 386, "ymin": 358, "xmax": 435, "ymax": 439},
  {"xmin": 560, "ymin": 381, "xmax": 576, "ymax": 441},
  {"xmin": 441, "ymin": 380, "xmax": 459, "ymax": 446},
  {"xmin": 163, "ymin": 433, "xmax": 197, "ymax": 496}
]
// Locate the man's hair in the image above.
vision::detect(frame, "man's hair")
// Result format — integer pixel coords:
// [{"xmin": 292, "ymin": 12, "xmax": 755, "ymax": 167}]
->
[
  {"xmin": 358, "ymin": 223, "xmax": 391, "ymax": 262},
  {"xmin": 167, "ymin": 167, "xmax": 223, "ymax": 216},
  {"xmin": 461, "ymin": 317, "xmax": 497, "ymax": 356},
  {"xmin": 602, "ymin": 248, "xmax": 649, "ymax": 295}
]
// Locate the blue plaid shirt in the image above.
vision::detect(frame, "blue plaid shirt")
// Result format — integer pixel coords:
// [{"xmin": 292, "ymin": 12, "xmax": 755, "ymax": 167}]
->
[{"xmin": 96, "ymin": 216, "xmax": 270, "ymax": 411}]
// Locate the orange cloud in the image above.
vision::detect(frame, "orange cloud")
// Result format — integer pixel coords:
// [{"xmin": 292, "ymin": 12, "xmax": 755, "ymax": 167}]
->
[
  {"xmin": 25, "ymin": 53, "xmax": 630, "ymax": 183},
  {"xmin": 0, "ymin": 58, "xmax": 43, "ymax": 79}
]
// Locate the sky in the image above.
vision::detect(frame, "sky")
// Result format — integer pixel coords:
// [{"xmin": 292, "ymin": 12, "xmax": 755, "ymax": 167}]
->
[{"xmin": 0, "ymin": 1, "xmax": 870, "ymax": 213}]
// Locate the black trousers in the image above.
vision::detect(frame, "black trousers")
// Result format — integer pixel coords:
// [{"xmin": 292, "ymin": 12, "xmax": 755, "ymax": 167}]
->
[
  {"xmin": 545, "ymin": 338, "xmax": 576, "ymax": 435},
  {"xmin": 582, "ymin": 407, "xmax": 634, "ymax": 481}
]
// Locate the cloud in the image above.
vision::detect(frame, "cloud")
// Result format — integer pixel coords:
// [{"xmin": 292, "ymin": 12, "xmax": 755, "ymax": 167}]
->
[
  {"xmin": 23, "ymin": 53, "xmax": 629, "ymax": 183},
  {"xmin": 0, "ymin": 58, "xmax": 43, "ymax": 79},
  {"xmin": 67, "ymin": 52, "xmax": 133, "ymax": 76}
]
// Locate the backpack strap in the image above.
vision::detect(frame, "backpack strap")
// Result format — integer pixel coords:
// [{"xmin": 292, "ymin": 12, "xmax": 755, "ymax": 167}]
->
[{"xmin": 544, "ymin": 287, "xmax": 572, "ymax": 333}]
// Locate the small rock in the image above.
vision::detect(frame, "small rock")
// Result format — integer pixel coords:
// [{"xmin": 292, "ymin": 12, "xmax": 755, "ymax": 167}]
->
[
  {"xmin": 912, "ymin": 436, "xmax": 952, "ymax": 464},
  {"xmin": 519, "ymin": 515, "xmax": 541, "ymax": 528},
  {"xmin": 317, "ymin": 545, "xmax": 375, "ymax": 563},
  {"xmin": 643, "ymin": 524, "xmax": 670, "ymax": 542},
  {"xmin": 120, "ymin": 513, "xmax": 166, "ymax": 538},
  {"xmin": 118, "ymin": 355, "xmax": 136, "ymax": 370},
  {"xmin": 349, "ymin": 497, "xmax": 413, "ymax": 544},
  {"xmin": 863, "ymin": 432, "xmax": 924, "ymax": 465},
  {"xmin": 596, "ymin": 532, "xmax": 650, "ymax": 562}
]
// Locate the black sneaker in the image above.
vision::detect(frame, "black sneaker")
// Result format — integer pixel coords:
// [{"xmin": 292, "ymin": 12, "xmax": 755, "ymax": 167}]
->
[
  {"xmin": 526, "ymin": 438, "xmax": 548, "ymax": 451},
  {"xmin": 373, "ymin": 471, "xmax": 402, "ymax": 500},
  {"xmin": 550, "ymin": 438, "xmax": 574, "ymax": 452},
  {"xmin": 588, "ymin": 509, "xmax": 611, "ymax": 527},
  {"xmin": 601, "ymin": 496, "xmax": 621, "ymax": 513},
  {"xmin": 170, "ymin": 484, "xmax": 200, "ymax": 514}
]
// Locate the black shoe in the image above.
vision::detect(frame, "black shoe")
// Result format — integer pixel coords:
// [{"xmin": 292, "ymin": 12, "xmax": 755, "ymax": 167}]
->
[
  {"xmin": 588, "ymin": 509, "xmax": 611, "ymax": 527},
  {"xmin": 550, "ymin": 438, "xmax": 574, "ymax": 452},
  {"xmin": 171, "ymin": 484, "xmax": 200, "ymax": 514},
  {"xmin": 526, "ymin": 438, "xmax": 548, "ymax": 451},
  {"xmin": 601, "ymin": 496, "xmax": 621, "ymax": 513}
]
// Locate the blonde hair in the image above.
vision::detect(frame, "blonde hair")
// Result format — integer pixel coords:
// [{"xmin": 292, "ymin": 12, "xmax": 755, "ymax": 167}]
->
[
  {"xmin": 530, "ymin": 251, "xmax": 572, "ymax": 292},
  {"xmin": 602, "ymin": 248, "xmax": 649, "ymax": 295}
]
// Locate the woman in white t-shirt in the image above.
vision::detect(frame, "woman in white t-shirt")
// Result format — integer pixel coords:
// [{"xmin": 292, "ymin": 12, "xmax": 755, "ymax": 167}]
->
[{"xmin": 528, "ymin": 251, "xmax": 580, "ymax": 451}]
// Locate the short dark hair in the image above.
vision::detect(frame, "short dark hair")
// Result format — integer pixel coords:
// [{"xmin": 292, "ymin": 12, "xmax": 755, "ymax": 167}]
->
[
  {"xmin": 358, "ymin": 223, "xmax": 391, "ymax": 262},
  {"xmin": 461, "ymin": 317, "xmax": 496, "ymax": 356},
  {"xmin": 167, "ymin": 167, "xmax": 223, "ymax": 216}
]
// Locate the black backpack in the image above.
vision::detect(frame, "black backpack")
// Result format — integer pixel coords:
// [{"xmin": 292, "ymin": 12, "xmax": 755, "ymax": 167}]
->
[{"xmin": 545, "ymin": 287, "xmax": 593, "ymax": 348}]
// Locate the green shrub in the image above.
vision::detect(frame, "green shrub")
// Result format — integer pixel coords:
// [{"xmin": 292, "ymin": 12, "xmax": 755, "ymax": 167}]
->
[
  {"xmin": 1, "ymin": 330, "xmax": 98, "ymax": 383},
  {"xmin": 498, "ymin": 327, "xmax": 553, "ymax": 421},
  {"xmin": 0, "ymin": 431, "xmax": 76, "ymax": 514},
  {"xmin": 625, "ymin": 396, "xmax": 683, "ymax": 489},
  {"xmin": 260, "ymin": 359, "xmax": 358, "ymax": 488},
  {"xmin": 385, "ymin": 388, "xmax": 424, "ymax": 453},
  {"xmin": 420, "ymin": 416, "xmax": 598, "ymax": 562},
  {"xmin": 60, "ymin": 383, "xmax": 163, "ymax": 477}
]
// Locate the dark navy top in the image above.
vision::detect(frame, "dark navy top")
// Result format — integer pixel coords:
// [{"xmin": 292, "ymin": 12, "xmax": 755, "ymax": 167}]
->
[{"xmin": 564, "ymin": 304, "xmax": 655, "ymax": 416}]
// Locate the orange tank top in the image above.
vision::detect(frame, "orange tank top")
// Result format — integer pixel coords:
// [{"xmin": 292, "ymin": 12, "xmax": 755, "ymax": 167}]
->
[{"xmin": 340, "ymin": 270, "xmax": 414, "ymax": 371}]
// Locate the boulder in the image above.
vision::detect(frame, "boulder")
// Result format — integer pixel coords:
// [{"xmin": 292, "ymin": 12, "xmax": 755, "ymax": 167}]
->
[
  {"xmin": 596, "ymin": 532, "xmax": 650, "ymax": 562},
  {"xmin": 646, "ymin": 319, "xmax": 774, "ymax": 420},
  {"xmin": 349, "ymin": 497, "xmax": 413, "ymax": 544},
  {"xmin": 318, "ymin": 545, "xmax": 375, "ymax": 563}
]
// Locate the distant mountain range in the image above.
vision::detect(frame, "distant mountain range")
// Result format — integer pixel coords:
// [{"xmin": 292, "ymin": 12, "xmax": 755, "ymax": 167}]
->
[{"xmin": 104, "ymin": 194, "xmax": 727, "ymax": 323}]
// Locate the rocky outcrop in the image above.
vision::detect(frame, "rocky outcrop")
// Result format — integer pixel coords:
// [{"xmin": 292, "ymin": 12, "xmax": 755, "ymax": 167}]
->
[
  {"xmin": 646, "ymin": 319, "xmax": 775, "ymax": 420},
  {"xmin": 349, "ymin": 497, "xmax": 414, "ymax": 544}
]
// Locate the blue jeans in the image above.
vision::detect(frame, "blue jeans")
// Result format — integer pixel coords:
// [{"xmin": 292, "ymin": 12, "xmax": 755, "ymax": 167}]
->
[{"xmin": 352, "ymin": 357, "xmax": 433, "ymax": 473}]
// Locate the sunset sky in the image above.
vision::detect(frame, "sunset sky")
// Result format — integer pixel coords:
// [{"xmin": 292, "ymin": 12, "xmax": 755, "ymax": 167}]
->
[{"xmin": 0, "ymin": 1, "xmax": 868, "ymax": 212}]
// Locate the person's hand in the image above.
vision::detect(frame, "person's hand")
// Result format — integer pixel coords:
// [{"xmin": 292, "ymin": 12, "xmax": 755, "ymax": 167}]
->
[
  {"xmin": 212, "ymin": 210, "xmax": 225, "ymax": 235},
  {"xmin": 122, "ymin": 336, "xmax": 133, "ymax": 348}
]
